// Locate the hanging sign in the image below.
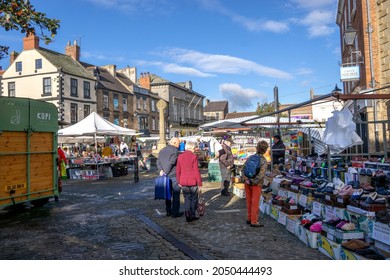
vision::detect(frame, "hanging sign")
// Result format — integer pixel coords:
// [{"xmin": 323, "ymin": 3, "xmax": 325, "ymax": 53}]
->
[{"xmin": 340, "ymin": 66, "xmax": 360, "ymax": 81}]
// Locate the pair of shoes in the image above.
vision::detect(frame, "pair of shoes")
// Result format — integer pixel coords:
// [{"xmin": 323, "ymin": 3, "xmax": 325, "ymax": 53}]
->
[
  {"xmin": 186, "ymin": 216, "xmax": 199, "ymax": 222},
  {"xmin": 365, "ymin": 192, "xmax": 378, "ymax": 204},
  {"xmin": 250, "ymin": 223, "xmax": 264, "ymax": 227},
  {"xmin": 171, "ymin": 212, "xmax": 184, "ymax": 218},
  {"xmin": 341, "ymin": 239, "xmax": 370, "ymax": 251},
  {"xmin": 341, "ymin": 222, "xmax": 356, "ymax": 231},
  {"xmin": 376, "ymin": 187, "xmax": 390, "ymax": 196},
  {"xmin": 351, "ymin": 188, "xmax": 364, "ymax": 200},
  {"xmin": 246, "ymin": 220, "xmax": 251, "ymax": 224},
  {"xmin": 166, "ymin": 212, "xmax": 171, "ymax": 217}
]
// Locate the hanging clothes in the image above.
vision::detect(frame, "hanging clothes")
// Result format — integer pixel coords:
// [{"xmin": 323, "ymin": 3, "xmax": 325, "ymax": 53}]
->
[{"xmin": 322, "ymin": 108, "xmax": 363, "ymax": 154}]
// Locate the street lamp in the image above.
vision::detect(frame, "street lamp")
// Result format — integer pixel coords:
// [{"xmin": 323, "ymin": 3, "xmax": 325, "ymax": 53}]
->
[{"xmin": 343, "ymin": 23, "xmax": 357, "ymax": 47}]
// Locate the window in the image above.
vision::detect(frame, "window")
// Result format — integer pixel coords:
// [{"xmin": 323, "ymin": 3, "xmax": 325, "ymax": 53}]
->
[
  {"xmin": 84, "ymin": 105, "xmax": 90, "ymax": 118},
  {"xmin": 103, "ymin": 94, "xmax": 109, "ymax": 109},
  {"xmin": 70, "ymin": 78, "xmax": 78, "ymax": 96},
  {"xmin": 113, "ymin": 94, "xmax": 119, "ymax": 111},
  {"xmin": 43, "ymin": 78, "xmax": 51, "ymax": 95},
  {"xmin": 123, "ymin": 97, "xmax": 128, "ymax": 112},
  {"xmin": 8, "ymin": 82, "xmax": 15, "ymax": 97},
  {"xmin": 15, "ymin": 62, "xmax": 22, "ymax": 72},
  {"xmin": 137, "ymin": 96, "xmax": 141, "ymax": 109},
  {"xmin": 151, "ymin": 100, "xmax": 155, "ymax": 112},
  {"xmin": 152, "ymin": 117, "xmax": 156, "ymax": 131},
  {"xmin": 35, "ymin": 59, "xmax": 42, "ymax": 69},
  {"xmin": 114, "ymin": 116, "xmax": 119, "ymax": 125},
  {"xmin": 83, "ymin": 81, "xmax": 90, "ymax": 98},
  {"xmin": 70, "ymin": 103, "xmax": 78, "ymax": 123},
  {"xmin": 143, "ymin": 97, "xmax": 147, "ymax": 110}
]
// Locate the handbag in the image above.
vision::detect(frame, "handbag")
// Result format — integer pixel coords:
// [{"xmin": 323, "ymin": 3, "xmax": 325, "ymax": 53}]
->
[
  {"xmin": 154, "ymin": 175, "xmax": 172, "ymax": 200},
  {"xmin": 197, "ymin": 190, "xmax": 206, "ymax": 216}
]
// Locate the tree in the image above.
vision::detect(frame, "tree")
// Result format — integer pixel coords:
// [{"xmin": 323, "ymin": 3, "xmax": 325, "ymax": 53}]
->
[
  {"xmin": 256, "ymin": 101, "xmax": 277, "ymax": 116},
  {"xmin": 0, "ymin": 0, "xmax": 60, "ymax": 60}
]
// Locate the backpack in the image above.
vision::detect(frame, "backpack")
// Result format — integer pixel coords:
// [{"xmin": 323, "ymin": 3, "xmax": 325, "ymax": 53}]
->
[{"xmin": 243, "ymin": 154, "xmax": 261, "ymax": 178}]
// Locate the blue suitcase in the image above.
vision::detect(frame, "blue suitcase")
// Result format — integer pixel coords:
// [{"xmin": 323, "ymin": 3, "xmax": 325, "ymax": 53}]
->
[{"xmin": 154, "ymin": 175, "xmax": 172, "ymax": 200}]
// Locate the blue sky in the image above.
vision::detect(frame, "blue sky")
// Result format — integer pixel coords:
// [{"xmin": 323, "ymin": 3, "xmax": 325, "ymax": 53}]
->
[{"xmin": 0, "ymin": 0, "xmax": 342, "ymax": 112}]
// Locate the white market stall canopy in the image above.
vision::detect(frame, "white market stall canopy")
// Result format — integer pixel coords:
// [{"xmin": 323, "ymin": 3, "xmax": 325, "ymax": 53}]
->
[
  {"xmin": 58, "ymin": 112, "xmax": 138, "ymax": 137},
  {"xmin": 200, "ymin": 116, "xmax": 326, "ymax": 155}
]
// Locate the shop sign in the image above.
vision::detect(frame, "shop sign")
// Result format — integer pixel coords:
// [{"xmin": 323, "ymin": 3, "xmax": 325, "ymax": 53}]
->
[{"xmin": 340, "ymin": 66, "xmax": 360, "ymax": 81}]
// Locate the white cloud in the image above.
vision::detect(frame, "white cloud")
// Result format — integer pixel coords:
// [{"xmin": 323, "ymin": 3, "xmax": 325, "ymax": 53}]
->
[
  {"xmin": 160, "ymin": 48, "xmax": 293, "ymax": 79},
  {"xmin": 219, "ymin": 83, "xmax": 267, "ymax": 111},
  {"xmin": 162, "ymin": 63, "xmax": 215, "ymax": 77},
  {"xmin": 289, "ymin": 0, "xmax": 336, "ymax": 9},
  {"xmin": 299, "ymin": 10, "xmax": 336, "ymax": 37},
  {"xmin": 231, "ymin": 16, "xmax": 289, "ymax": 33},
  {"xmin": 197, "ymin": 0, "xmax": 289, "ymax": 33}
]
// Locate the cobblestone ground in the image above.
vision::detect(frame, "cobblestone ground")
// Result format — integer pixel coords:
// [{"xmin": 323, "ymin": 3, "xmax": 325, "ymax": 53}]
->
[{"xmin": 0, "ymin": 168, "xmax": 328, "ymax": 260}]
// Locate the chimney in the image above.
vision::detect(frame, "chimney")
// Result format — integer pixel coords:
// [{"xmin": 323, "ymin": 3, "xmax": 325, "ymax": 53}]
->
[
  {"xmin": 10, "ymin": 51, "xmax": 19, "ymax": 65},
  {"xmin": 126, "ymin": 66, "xmax": 137, "ymax": 83},
  {"xmin": 23, "ymin": 33, "xmax": 39, "ymax": 50},
  {"xmin": 205, "ymin": 99, "xmax": 210, "ymax": 105},
  {"xmin": 106, "ymin": 65, "xmax": 116, "ymax": 77},
  {"xmin": 310, "ymin": 88, "xmax": 314, "ymax": 100},
  {"xmin": 139, "ymin": 72, "xmax": 151, "ymax": 90},
  {"xmin": 65, "ymin": 40, "xmax": 80, "ymax": 61}
]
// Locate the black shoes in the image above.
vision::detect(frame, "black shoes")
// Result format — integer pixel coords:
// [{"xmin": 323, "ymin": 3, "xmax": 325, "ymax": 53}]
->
[
  {"xmin": 221, "ymin": 192, "xmax": 231, "ymax": 196},
  {"xmin": 186, "ymin": 216, "xmax": 199, "ymax": 222},
  {"xmin": 166, "ymin": 212, "xmax": 171, "ymax": 217},
  {"xmin": 250, "ymin": 223, "xmax": 264, "ymax": 227},
  {"xmin": 171, "ymin": 212, "xmax": 184, "ymax": 218}
]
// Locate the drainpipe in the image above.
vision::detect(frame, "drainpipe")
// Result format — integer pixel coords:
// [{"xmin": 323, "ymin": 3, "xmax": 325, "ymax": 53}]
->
[{"xmin": 366, "ymin": 0, "xmax": 378, "ymax": 151}]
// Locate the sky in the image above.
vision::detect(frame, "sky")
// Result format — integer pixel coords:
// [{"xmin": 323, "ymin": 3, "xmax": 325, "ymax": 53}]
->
[{"xmin": 0, "ymin": 0, "xmax": 342, "ymax": 112}]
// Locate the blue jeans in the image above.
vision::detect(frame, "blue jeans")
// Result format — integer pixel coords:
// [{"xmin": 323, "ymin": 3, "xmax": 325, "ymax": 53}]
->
[
  {"xmin": 181, "ymin": 186, "xmax": 199, "ymax": 218},
  {"xmin": 165, "ymin": 176, "xmax": 181, "ymax": 215}
]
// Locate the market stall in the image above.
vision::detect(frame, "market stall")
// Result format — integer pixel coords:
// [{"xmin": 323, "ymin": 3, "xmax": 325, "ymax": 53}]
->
[{"xmin": 58, "ymin": 112, "xmax": 139, "ymax": 180}]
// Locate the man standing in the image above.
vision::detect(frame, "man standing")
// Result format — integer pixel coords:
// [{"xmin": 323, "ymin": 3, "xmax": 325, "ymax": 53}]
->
[
  {"xmin": 157, "ymin": 137, "xmax": 183, "ymax": 218},
  {"xmin": 272, "ymin": 135, "xmax": 286, "ymax": 167},
  {"xmin": 218, "ymin": 136, "xmax": 234, "ymax": 196}
]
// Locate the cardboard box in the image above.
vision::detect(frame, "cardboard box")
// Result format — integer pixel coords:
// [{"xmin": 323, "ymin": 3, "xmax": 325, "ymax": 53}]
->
[
  {"xmin": 311, "ymin": 201, "xmax": 325, "ymax": 217},
  {"xmin": 286, "ymin": 216, "xmax": 300, "ymax": 237},
  {"xmin": 317, "ymin": 235, "xmax": 341, "ymax": 260},
  {"xmin": 233, "ymin": 185, "xmax": 246, "ymax": 198},
  {"xmin": 270, "ymin": 205, "xmax": 280, "ymax": 220},
  {"xmin": 259, "ymin": 199, "xmax": 271, "ymax": 215},
  {"xmin": 278, "ymin": 211, "xmax": 287, "ymax": 226},
  {"xmin": 372, "ymin": 221, "xmax": 390, "ymax": 245},
  {"xmin": 298, "ymin": 225, "xmax": 319, "ymax": 249},
  {"xmin": 344, "ymin": 209, "xmax": 375, "ymax": 236},
  {"xmin": 374, "ymin": 240, "xmax": 390, "ymax": 257},
  {"xmin": 339, "ymin": 247, "xmax": 368, "ymax": 260}
]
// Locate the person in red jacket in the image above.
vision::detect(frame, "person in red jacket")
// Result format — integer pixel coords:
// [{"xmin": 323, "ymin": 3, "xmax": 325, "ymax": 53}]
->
[{"xmin": 176, "ymin": 141, "xmax": 203, "ymax": 222}]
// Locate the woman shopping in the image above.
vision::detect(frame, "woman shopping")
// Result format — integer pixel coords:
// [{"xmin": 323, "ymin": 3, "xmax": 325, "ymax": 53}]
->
[{"xmin": 176, "ymin": 141, "xmax": 203, "ymax": 222}]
